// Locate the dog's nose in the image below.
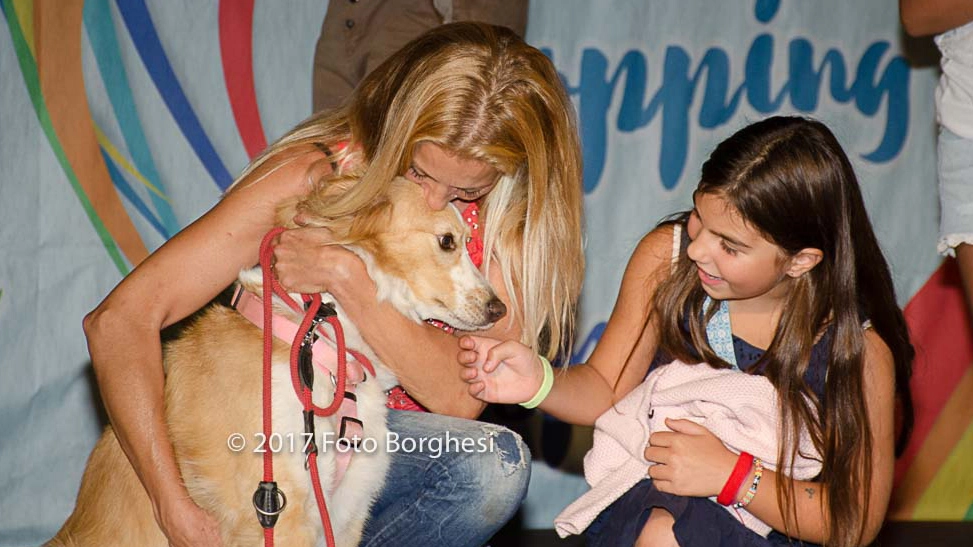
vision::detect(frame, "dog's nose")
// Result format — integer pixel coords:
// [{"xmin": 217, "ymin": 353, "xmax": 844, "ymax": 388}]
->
[{"xmin": 485, "ymin": 297, "xmax": 507, "ymax": 323}]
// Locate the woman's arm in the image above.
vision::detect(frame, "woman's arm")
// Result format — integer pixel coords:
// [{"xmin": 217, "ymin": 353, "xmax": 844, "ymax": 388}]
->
[
  {"xmin": 900, "ymin": 0, "xmax": 973, "ymax": 36},
  {"xmin": 459, "ymin": 224, "xmax": 675, "ymax": 425},
  {"xmin": 83, "ymin": 153, "xmax": 321, "ymax": 546},
  {"xmin": 646, "ymin": 329, "xmax": 897, "ymax": 545}
]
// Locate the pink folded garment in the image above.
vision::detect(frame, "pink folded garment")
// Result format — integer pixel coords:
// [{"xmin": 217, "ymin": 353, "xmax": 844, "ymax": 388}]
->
[{"xmin": 555, "ymin": 360, "xmax": 822, "ymax": 538}]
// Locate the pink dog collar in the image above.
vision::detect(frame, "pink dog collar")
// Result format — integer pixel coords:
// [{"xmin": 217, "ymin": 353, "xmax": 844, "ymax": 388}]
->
[{"xmin": 232, "ymin": 287, "xmax": 366, "ymax": 386}]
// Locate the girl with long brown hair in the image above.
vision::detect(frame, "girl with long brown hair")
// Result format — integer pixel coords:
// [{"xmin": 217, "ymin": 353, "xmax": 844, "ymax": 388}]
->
[{"xmin": 460, "ymin": 116, "xmax": 914, "ymax": 546}]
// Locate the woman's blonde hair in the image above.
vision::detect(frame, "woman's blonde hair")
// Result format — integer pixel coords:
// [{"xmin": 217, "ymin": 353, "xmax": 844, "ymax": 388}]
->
[{"xmin": 237, "ymin": 22, "xmax": 584, "ymax": 360}]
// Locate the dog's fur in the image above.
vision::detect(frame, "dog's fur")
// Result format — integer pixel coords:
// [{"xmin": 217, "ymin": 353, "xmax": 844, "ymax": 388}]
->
[{"xmin": 50, "ymin": 177, "xmax": 504, "ymax": 546}]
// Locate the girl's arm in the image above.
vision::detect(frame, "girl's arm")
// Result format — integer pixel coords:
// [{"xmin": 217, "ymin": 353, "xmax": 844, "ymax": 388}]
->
[
  {"xmin": 900, "ymin": 0, "xmax": 973, "ymax": 36},
  {"xmin": 646, "ymin": 329, "xmax": 897, "ymax": 545},
  {"xmin": 84, "ymin": 153, "xmax": 322, "ymax": 547},
  {"xmin": 460, "ymin": 224, "xmax": 675, "ymax": 425},
  {"xmin": 751, "ymin": 330, "xmax": 896, "ymax": 544}
]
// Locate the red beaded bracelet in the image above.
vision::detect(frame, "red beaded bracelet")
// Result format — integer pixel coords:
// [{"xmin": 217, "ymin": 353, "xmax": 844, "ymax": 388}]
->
[{"xmin": 717, "ymin": 452, "xmax": 754, "ymax": 506}]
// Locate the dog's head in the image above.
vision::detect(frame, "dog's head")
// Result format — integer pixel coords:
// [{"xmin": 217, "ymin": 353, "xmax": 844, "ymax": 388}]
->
[{"xmin": 295, "ymin": 177, "xmax": 506, "ymax": 331}]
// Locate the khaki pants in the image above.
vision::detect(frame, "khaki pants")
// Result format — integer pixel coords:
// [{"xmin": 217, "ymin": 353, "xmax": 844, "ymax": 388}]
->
[{"xmin": 312, "ymin": 0, "xmax": 528, "ymax": 112}]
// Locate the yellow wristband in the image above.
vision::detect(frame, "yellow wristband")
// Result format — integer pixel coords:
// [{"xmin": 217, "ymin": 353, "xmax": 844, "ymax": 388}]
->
[{"xmin": 520, "ymin": 356, "xmax": 554, "ymax": 409}]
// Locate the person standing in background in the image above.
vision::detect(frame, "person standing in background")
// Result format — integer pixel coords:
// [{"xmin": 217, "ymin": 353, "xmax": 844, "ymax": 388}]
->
[
  {"xmin": 313, "ymin": 0, "xmax": 529, "ymax": 112},
  {"xmin": 900, "ymin": 1, "xmax": 973, "ymax": 315}
]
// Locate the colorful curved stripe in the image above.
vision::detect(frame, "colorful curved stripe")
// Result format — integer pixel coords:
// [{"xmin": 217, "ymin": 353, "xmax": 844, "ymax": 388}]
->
[
  {"xmin": 888, "ymin": 259, "xmax": 973, "ymax": 521},
  {"xmin": 896, "ymin": 262, "xmax": 973, "ymax": 485},
  {"xmin": 94, "ymin": 125, "xmax": 170, "ymax": 203},
  {"xmin": 911, "ymin": 378, "xmax": 973, "ymax": 519},
  {"xmin": 115, "ymin": 0, "xmax": 234, "ymax": 190},
  {"xmin": 10, "ymin": 0, "xmax": 32, "ymax": 57},
  {"xmin": 84, "ymin": 0, "xmax": 178, "ymax": 237},
  {"xmin": 34, "ymin": 0, "xmax": 149, "ymax": 267},
  {"xmin": 101, "ymin": 149, "xmax": 169, "ymax": 239},
  {"xmin": 2, "ymin": 0, "xmax": 131, "ymax": 274},
  {"xmin": 891, "ymin": 365, "xmax": 973, "ymax": 518},
  {"xmin": 219, "ymin": 0, "xmax": 268, "ymax": 160}
]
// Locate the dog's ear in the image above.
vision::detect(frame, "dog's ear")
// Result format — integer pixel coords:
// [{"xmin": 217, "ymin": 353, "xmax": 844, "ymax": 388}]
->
[
  {"xmin": 342, "ymin": 196, "xmax": 394, "ymax": 245},
  {"xmin": 292, "ymin": 181, "xmax": 393, "ymax": 244},
  {"xmin": 275, "ymin": 196, "xmax": 303, "ymax": 228},
  {"xmin": 292, "ymin": 177, "xmax": 357, "ymax": 229}
]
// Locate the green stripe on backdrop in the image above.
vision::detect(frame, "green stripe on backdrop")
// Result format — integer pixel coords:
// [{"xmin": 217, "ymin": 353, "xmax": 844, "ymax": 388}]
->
[{"xmin": 2, "ymin": 0, "xmax": 129, "ymax": 275}]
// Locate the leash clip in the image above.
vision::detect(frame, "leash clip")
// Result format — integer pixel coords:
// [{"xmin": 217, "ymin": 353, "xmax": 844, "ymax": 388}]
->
[
  {"xmin": 303, "ymin": 409, "xmax": 318, "ymax": 470},
  {"xmin": 252, "ymin": 481, "xmax": 287, "ymax": 528},
  {"xmin": 297, "ymin": 302, "xmax": 338, "ymax": 390}
]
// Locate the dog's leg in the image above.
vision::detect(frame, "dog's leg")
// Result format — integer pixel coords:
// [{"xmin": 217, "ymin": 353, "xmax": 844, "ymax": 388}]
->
[
  {"xmin": 165, "ymin": 306, "xmax": 323, "ymax": 546},
  {"xmin": 46, "ymin": 427, "xmax": 167, "ymax": 547}
]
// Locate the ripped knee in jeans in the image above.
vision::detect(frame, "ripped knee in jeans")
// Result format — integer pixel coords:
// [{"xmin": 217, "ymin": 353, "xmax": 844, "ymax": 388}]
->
[{"xmin": 479, "ymin": 424, "xmax": 528, "ymax": 476}]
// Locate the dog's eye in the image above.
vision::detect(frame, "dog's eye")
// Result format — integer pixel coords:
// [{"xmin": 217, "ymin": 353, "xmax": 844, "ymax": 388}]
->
[{"xmin": 438, "ymin": 234, "xmax": 456, "ymax": 251}]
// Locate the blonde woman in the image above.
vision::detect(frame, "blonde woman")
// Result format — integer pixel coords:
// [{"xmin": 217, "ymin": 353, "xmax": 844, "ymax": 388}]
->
[{"xmin": 84, "ymin": 23, "xmax": 584, "ymax": 547}]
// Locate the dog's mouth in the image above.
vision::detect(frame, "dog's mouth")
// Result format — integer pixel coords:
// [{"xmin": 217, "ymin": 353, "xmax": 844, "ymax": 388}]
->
[
  {"xmin": 425, "ymin": 317, "xmax": 497, "ymax": 333},
  {"xmin": 424, "ymin": 298, "xmax": 498, "ymax": 332},
  {"xmin": 425, "ymin": 317, "xmax": 456, "ymax": 332}
]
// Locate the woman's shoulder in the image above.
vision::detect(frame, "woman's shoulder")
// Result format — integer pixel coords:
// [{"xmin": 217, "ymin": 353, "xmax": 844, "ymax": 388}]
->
[{"xmin": 228, "ymin": 146, "xmax": 334, "ymax": 200}]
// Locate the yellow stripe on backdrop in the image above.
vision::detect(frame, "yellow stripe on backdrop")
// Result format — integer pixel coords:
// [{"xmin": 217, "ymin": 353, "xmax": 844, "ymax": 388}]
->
[
  {"xmin": 889, "ymin": 366, "xmax": 973, "ymax": 519},
  {"xmin": 913, "ymin": 410, "xmax": 973, "ymax": 520},
  {"xmin": 12, "ymin": 0, "xmax": 33, "ymax": 57},
  {"xmin": 94, "ymin": 125, "xmax": 172, "ymax": 203},
  {"xmin": 34, "ymin": 0, "xmax": 148, "ymax": 265}
]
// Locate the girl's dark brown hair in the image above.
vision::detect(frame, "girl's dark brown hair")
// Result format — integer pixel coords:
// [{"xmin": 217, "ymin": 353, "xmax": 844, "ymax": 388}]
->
[{"xmin": 654, "ymin": 116, "xmax": 914, "ymax": 546}]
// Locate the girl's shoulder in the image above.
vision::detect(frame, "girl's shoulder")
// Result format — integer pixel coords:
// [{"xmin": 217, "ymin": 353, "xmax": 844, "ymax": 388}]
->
[
  {"xmin": 862, "ymin": 326, "xmax": 895, "ymax": 376},
  {"xmin": 636, "ymin": 217, "xmax": 688, "ymax": 260},
  {"xmin": 627, "ymin": 222, "xmax": 680, "ymax": 281}
]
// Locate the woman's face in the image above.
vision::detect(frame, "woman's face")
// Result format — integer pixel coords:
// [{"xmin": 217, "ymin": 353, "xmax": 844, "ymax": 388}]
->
[{"xmin": 405, "ymin": 142, "xmax": 500, "ymax": 210}]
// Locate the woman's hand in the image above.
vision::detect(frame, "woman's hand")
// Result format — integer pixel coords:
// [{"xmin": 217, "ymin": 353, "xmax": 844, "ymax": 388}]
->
[
  {"xmin": 272, "ymin": 225, "xmax": 364, "ymax": 295},
  {"xmin": 457, "ymin": 335, "xmax": 545, "ymax": 404},
  {"xmin": 643, "ymin": 418, "xmax": 738, "ymax": 498},
  {"xmin": 157, "ymin": 498, "xmax": 224, "ymax": 547}
]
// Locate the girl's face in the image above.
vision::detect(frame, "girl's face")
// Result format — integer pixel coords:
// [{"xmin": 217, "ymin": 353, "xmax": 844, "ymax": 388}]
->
[
  {"xmin": 686, "ymin": 192, "xmax": 793, "ymax": 305},
  {"xmin": 405, "ymin": 142, "xmax": 500, "ymax": 210}
]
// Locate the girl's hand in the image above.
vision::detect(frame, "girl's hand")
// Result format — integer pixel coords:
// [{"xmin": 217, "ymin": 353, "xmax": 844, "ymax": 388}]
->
[
  {"xmin": 272, "ymin": 225, "xmax": 363, "ymax": 295},
  {"xmin": 458, "ymin": 335, "xmax": 545, "ymax": 404},
  {"xmin": 643, "ymin": 418, "xmax": 738, "ymax": 498}
]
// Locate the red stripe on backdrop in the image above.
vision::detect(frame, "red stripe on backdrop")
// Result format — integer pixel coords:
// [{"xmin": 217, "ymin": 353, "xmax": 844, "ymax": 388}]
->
[
  {"xmin": 896, "ymin": 258, "xmax": 973, "ymax": 487},
  {"xmin": 219, "ymin": 0, "xmax": 267, "ymax": 160}
]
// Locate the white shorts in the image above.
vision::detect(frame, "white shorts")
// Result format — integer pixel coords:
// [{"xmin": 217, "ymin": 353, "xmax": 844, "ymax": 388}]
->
[{"xmin": 938, "ymin": 126, "xmax": 973, "ymax": 256}]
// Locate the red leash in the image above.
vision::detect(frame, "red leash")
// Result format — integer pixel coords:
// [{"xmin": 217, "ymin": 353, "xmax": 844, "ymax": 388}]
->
[
  {"xmin": 257, "ymin": 228, "xmax": 284, "ymax": 547},
  {"xmin": 254, "ymin": 228, "xmax": 374, "ymax": 547}
]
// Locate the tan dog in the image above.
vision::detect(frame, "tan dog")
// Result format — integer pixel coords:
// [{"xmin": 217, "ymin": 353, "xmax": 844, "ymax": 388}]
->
[{"xmin": 50, "ymin": 177, "xmax": 505, "ymax": 546}]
